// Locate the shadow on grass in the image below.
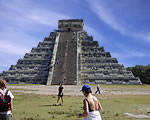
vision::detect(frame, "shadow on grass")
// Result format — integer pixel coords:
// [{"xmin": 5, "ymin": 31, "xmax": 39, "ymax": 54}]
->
[
  {"xmin": 39, "ymin": 104, "xmax": 64, "ymax": 107},
  {"xmin": 39, "ymin": 104, "xmax": 55, "ymax": 107}
]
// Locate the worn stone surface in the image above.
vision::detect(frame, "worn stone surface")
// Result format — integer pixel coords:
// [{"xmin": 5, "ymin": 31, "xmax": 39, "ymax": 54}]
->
[{"xmin": 0, "ymin": 19, "xmax": 141, "ymax": 85}]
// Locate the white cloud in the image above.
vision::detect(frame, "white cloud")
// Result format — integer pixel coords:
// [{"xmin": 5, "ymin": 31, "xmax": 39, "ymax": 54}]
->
[
  {"xmin": 0, "ymin": 41, "xmax": 30, "ymax": 55},
  {"xmin": 88, "ymin": 0, "xmax": 126, "ymax": 35},
  {"xmin": 0, "ymin": 0, "xmax": 70, "ymax": 29},
  {"xmin": 84, "ymin": 25, "xmax": 105, "ymax": 43},
  {"xmin": 0, "ymin": 26, "xmax": 40, "ymax": 48},
  {"xmin": 112, "ymin": 50, "xmax": 147, "ymax": 59},
  {"xmin": 133, "ymin": 33, "xmax": 150, "ymax": 42},
  {"xmin": 111, "ymin": 50, "xmax": 148, "ymax": 67},
  {"xmin": 27, "ymin": 10, "xmax": 70, "ymax": 27},
  {"xmin": 88, "ymin": 0, "xmax": 150, "ymax": 43},
  {"xmin": 0, "ymin": 0, "xmax": 71, "ymax": 55},
  {"xmin": 111, "ymin": 46, "xmax": 148, "ymax": 60}
]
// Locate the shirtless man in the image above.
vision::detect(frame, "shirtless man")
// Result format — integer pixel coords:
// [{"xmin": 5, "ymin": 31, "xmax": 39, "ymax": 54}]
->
[{"xmin": 79, "ymin": 85, "xmax": 103, "ymax": 120}]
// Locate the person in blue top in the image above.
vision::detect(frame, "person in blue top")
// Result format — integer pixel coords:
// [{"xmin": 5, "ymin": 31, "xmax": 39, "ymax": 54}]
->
[
  {"xmin": 79, "ymin": 85, "xmax": 103, "ymax": 120},
  {"xmin": 95, "ymin": 84, "xmax": 101, "ymax": 94}
]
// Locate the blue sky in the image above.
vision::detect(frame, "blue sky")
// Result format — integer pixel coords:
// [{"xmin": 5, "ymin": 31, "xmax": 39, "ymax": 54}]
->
[{"xmin": 0, "ymin": 0, "xmax": 150, "ymax": 72}]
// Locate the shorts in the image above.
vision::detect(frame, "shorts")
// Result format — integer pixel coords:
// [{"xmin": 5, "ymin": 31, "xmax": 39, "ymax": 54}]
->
[
  {"xmin": 58, "ymin": 93, "xmax": 63, "ymax": 97},
  {"xmin": 83, "ymin": 111, "xmax": 102, "ymax": 120},
  {"xmin": 0, "ymin": 114, "xmax": 12, "ymax": 120}
]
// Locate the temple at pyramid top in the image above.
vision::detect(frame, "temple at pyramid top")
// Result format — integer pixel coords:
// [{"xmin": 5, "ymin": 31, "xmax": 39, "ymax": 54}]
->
[
  {"xmin": 0, "ymin": 19, "xmax": 142, "ymax": 85},
  {"xmin": 58, "ymin": 19, "xmax": 83, "ymax": 31}
]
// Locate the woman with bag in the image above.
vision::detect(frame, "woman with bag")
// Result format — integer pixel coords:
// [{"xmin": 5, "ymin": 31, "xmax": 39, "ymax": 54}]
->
[{"xmin": 0, "ymin": 79, "xmax": 14, "ymax": 120}]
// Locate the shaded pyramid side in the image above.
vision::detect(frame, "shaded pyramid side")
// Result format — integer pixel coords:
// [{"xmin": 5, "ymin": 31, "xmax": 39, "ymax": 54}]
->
[
  {"xmin": 79, "ymin": 31, "xmax": 141, "ymax": 84},
  {"xmin": 0, "ymin": 32, "xmax": 56, "ymax": 84}
]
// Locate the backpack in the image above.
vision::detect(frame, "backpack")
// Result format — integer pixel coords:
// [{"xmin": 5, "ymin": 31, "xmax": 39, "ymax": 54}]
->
[{"xmin": 0, "ymin": 89, "xmax": 11, "ymax": 112}]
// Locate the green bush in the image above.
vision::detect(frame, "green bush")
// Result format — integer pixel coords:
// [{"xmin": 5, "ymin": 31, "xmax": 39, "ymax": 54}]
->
[{"xmin": 127, "ymin": 65, "xmax": 150, "ymax": 84}]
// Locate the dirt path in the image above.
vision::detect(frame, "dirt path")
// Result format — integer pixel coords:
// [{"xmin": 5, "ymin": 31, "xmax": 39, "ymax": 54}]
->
[{"xmin": 8, "ymin": 85, "xmax": 150, "ymax": 96}]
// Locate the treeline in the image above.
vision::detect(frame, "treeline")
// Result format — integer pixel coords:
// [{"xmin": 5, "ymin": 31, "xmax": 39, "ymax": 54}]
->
[{"xmin": 127, "ymin": 65, "xmax": 150, "ymax": 85}]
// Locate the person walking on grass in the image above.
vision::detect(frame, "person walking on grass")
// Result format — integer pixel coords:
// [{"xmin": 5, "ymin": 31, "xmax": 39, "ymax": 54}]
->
[
  {"xmin": 0, "ymin": 79, "xmax": 14, "ymax": 120},
  {"xmin": 56, "ymin": 82, "xmax": 64, "ymax": 105},
  {"xmin": 95, "ymin": 84, "xmax": 101, "ymax": 94},
  {"xmin": 79, "ymin": 85, "xmax": 103, "ymax": 120}
]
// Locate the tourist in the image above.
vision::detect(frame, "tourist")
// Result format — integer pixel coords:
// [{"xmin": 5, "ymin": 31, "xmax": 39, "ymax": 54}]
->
[
  {"xmin": 0, "ymin": 79, "xmax": 14, "ymax": 120},
  {"xmin": 56, "ymin": 82, "xmax": 64, "ymax": 105},
  {"xmin": 79, "ymin": 85, "xmax": 103, "ymax": 120},
  {"xmin": 95, "ymin": 84, "xmax": 101, "ymax": 94}
]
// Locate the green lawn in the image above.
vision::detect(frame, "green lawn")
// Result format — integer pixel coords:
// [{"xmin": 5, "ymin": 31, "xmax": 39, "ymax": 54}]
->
[{"xmin": 12, "ymin": 92, "xmax": 150, "ymax": 120}]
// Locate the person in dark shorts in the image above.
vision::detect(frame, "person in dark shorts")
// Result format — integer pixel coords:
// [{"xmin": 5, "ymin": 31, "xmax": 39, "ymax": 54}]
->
[{"xmin": 56, "ymin": 82, "xmax": 64, "ymax": 105}]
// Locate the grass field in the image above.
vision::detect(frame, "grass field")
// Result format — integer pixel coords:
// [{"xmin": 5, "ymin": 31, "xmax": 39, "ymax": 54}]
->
[{"xmin": 12, "ymin": 90, "xmax": 150, "ymax": 120}]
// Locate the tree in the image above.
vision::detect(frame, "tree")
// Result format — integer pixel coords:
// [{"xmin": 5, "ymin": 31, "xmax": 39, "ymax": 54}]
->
[{"xmin": 127, "ymin": 65, "xmax": 150, "ymax": 84}]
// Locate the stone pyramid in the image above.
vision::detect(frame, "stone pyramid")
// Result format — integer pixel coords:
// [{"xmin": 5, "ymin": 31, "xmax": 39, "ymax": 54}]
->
[{"xmin": 0, "ymin": 19, "xmax": 141, "ymax": 85}]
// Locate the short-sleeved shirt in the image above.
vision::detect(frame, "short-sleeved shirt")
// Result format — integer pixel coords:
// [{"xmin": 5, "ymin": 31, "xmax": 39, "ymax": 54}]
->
[
  {"xmin": 0, "ymin": 88, "xmax": 14, "ymax": 115},
  {"xmin": 58, "ymin": 86, "xmax": 63, "ymax": 96}
]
